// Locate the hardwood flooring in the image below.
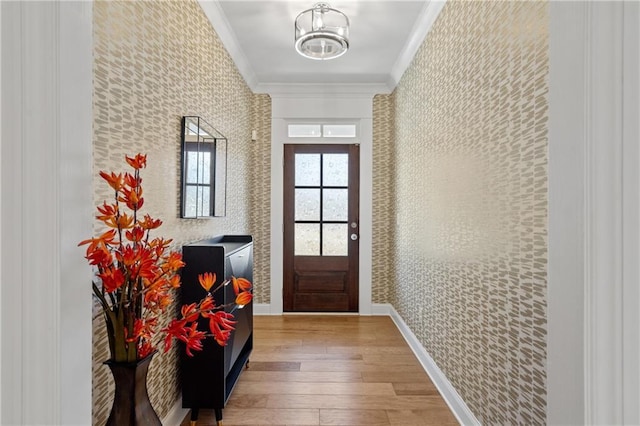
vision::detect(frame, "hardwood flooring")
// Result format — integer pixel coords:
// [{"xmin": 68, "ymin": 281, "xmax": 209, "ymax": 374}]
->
[{"xmin": 180, "ymin": 315, "xmax": 459, "ymax": 426}]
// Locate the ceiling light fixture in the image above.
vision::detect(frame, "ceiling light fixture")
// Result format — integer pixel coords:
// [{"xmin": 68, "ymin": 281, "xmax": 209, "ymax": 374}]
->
[{"xmin": 294, "ymin": 3, "xmax": 349, "ymax": 60}]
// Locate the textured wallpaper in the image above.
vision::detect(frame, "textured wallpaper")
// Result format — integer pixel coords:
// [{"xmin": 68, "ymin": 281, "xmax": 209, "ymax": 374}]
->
[
  {"xmin": 249, "ymin": 94, "xmax": 272, "ymax": 304},
  {"xmin": 391, "ymin": 1, "xmax": 549, "ymax": 424},
  {"xmin": 92, "ymin": 0, "xmax": 270, "ymax": 423},
  {"xmin": 372, "ymin": 94, "xmax": 396, "ymax": 303}
]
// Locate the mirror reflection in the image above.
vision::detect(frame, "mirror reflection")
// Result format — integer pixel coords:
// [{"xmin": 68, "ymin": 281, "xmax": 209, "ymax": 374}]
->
[{"xmin": 180, "ymin": 116, "xmax": 227, "ymax": 218}]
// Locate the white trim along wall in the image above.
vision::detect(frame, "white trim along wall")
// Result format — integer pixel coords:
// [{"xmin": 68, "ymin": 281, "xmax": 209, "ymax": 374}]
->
[
  {"xmin": 1, "ymin": 2, "xmax": 93, "ymax": 424},
  {"xmin": 548, "ymin": 1, "xmax": 640, "ymax": 424},
  {"xmin": 622, "ymin": 2, "xmax": 640, "ymax": 423},
  {"xmin": 547, "ymin": 1, "xmax": 587, "ymax": 422},
  {"xmin": 269, "ymin": 94, "xmax": 374, "ymax": 315}
]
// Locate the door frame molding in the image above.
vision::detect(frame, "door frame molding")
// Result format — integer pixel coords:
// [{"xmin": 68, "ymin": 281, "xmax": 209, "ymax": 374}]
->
[
  {"xmin": 282, "ymin": 143, "xmax": 360, "ymax": 312},
  {"xmin": 548, "ymin": 1, "xmax": 639, "ymax": 424},
  {"xmin": 270, "ymin": 95, "xmax": 374, "ymax": 315},
  {"xmin": 1, "ymin": 2, "xmax": 93, "ymax": 423},
  {"xmin": 582, "ymin": 2, "xmax": 639, "ymax": 424}
]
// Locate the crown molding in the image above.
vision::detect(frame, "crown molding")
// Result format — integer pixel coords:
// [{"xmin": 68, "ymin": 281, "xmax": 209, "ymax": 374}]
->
[
  {"xmin": 197, "ymin": 0, "xmax": 259, "ymax": 90},
  {"xmin": 258, "ymin": 82, "xmax": 390, "ymax": 97},
  {"xmin": 388, "ymin": 0, "xmax": 447, "ymax": 89}
]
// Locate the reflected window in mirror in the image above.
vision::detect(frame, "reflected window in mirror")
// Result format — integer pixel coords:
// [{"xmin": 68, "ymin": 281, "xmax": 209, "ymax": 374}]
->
[{"xmin": 180, "ymin": 116, "xmax": 227, "ymax": 218}]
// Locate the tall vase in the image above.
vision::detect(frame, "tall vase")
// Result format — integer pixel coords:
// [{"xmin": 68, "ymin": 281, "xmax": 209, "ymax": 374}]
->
[{"xmin": 105, "ymin": 352, "xmax": 162, "ymax": 426}]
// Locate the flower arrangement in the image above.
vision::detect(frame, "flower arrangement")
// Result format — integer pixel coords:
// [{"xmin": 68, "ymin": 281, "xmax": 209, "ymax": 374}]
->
[{"xmin": 80, "ymin": 153, "xmax": 252, "ymax": 363}]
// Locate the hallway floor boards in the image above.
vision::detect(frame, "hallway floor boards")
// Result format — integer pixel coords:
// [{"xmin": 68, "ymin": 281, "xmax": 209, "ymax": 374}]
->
[{"xmin": 180, "ymin": 315, "xmax": 458, "ymax": 426}]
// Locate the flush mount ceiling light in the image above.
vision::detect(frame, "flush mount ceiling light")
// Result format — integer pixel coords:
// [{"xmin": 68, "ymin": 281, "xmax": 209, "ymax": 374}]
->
[{"xmin": 295, "ymin": 2, "xmax": 350, "ymax": 60}]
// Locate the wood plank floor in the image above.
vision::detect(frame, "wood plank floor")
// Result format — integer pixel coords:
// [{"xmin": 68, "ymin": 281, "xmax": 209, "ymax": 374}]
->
[{"xmin": 180, "ymin": 315, "xmax": 459, "ymax": 426}]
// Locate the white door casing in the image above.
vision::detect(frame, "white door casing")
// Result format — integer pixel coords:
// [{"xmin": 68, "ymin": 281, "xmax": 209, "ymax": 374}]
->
[{"xmin": 270, "ymin": 95, "xmax": 374, "ymax": 315}]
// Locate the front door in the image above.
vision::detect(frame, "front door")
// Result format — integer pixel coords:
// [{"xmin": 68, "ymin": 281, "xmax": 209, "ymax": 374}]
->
[{"xmin": 283, "ymin": 144, "xmax": 360, "ymax": 312}]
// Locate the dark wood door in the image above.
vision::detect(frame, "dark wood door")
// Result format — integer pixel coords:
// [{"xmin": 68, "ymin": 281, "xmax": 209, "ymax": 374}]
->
[{"xmin": 283, "ymin": 144, "xmax": 360, "ymax": 312}]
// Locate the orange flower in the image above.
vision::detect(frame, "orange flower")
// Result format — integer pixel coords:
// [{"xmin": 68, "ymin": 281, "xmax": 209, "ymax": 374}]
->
[
  {"xmin": 209, "ymin": 311, "xmax": 236, "ymax": 346},
  {"xmin": 166, "ymin": 252, "xmax": 185, "ymax": 271},
  {"xmin": 126, "ymin": 153, "xmax": 147, "ymax": 170},
  {"xmin": 181, "ymin": 303, "xmax": 200, "ymax": 322},
  {"xmin": 99, "ymin": 171, "xmax": 123, "ymax": 192},
  {"xmin": 125, "ymin": 225, "xmax": 145, "ymax": 242},
  {"xmin": 169, "ymin": 275, "xmax": 181, "ymax": 289},
  {"xmin": 199, "ymin": 296, "xmax": 215, "ymax": 313},
  {"xmin": 104, "ymin": 212, "xmax": 133, "ymax": 230},
  {"xmin": 78, "ymin": 229, "xmax": 118, "ymax": 252},
  {"xmin": 123, "ymin": 172, "xmax": 142, "ymax": 189},
  {"xmin": 183, "ymin": 323, "xmax": 207, "ymax": 356},
  {"xmin": 119, "ymin": 187, "xmax": 144, "ymax": 211},
  {"xmin": 198, "ymin": 272, "xmax": 216, "ymax": 292},
  {"xmin": 96, "ymin": 202, "xmax": 118, "ymax": 222},
  {"xmin": 137, "ymin": 248, "xmax": 158, "ymax": 280},
  {"xmin": 125, "ymin": 318, "xmax": 156, "ymax": 343},
  {"xmin": 98, "ymin": 267, "xmax": 125, "ymax": 293},
  {"xmin": 118, "ymin": 245, "xmax": 138, "ymax": 267},
  {"xmin": 157, "ymin": 294, "xmax": 172, "ymax": 310},
  {"xmin": 149, "ymin": 237, "xmax": 172, "ymax": 257},
  {"xmin": 235, "ymin": 291, "xmax": 253, "ymax": 307},
  {"xmin": 232, "ymin": 277, "xmax": 252, "ymax": 295},
  {"xmin": 163, "ymin": 318, "xmax": 187, "ymax": 353},
  {"xmin": 85, "ymin": 245, "xmax": 113, "ymax": 268},
  {"xmin": 139, "ymin": 214, "xmax": 162, "ymax": 230},
  {"xmin": 138, "ymin": 340, "xmax": 154, "ymax": 359}
]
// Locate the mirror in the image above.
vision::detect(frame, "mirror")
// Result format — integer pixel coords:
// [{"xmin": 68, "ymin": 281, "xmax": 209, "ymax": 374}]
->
[{"xmin": 180, "ymin": 116, "xmax": 227, "ymax": 218}]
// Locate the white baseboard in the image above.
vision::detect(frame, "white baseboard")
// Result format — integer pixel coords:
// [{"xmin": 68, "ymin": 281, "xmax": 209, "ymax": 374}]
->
[
  {"xmin": 253, "ymin": 303, "xmax": 274, "ymax": 315},
  {"xmin": 387, "ymin": 306, "xmax": 480, "ymax": 426},
  {"xmin": 371, "ymin": 302, "xmax": 393, "ymax": 315},
  {"xmin": 162, "ymin": 394, "xmax": 189, "ymax": 426}
]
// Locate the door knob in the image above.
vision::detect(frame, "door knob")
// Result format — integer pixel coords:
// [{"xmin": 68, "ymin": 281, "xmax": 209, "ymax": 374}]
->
[{"xmin": 350, "ymin": 233, "xmax": 358, "ymax": 241}]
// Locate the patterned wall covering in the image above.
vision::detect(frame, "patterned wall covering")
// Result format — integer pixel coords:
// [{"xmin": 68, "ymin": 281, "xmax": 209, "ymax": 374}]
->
[
  {"xmin": 372, "ymin": 94, "xmax": 396, "ymax": 303},
  {"xmin": 249, "ymin": 94, "xmax": 272, "ymax": 304},
  {"xmin": 391, "ymin": 1, "xmax": 548, "ymax": 424},
  {"xmin": 92, "ymin": 0, "xmax": 270, "ymax": 423}
]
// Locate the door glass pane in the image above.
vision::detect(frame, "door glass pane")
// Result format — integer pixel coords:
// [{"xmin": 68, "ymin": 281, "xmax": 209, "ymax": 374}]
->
[
  {"xmin": 323, "ymin": 154, "xmax": 348, "ymax": 186},
  {"xmin": 295, "ymin": 223, "xmax": 320, "ymax": 255},
  {"xmin": 295, "ymin": 154, "xmax": 320, "ymax": 186},
  {"xmin": 323, "ymin": 224, "xmax": 348, "ymax": 256},
  {"xmin": 295, "ymin": 188, "xmax": 320, "ymax": 221},
  {"xmin": 323, "ymin": 188, "xmax": 348, "ymax": 221}
]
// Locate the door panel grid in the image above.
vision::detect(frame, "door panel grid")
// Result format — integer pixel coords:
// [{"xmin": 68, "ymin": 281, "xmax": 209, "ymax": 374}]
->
[{"xmin": 294, "ymin": 153, "xmax": 349, "ymax": 256}]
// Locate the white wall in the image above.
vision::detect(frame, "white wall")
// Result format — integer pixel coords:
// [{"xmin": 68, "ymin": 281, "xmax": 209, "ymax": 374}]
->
[
  {"xmin": 0, "ymin": 2, "xmax": 93, "ymax": 424},
  {"xmin": 269, "ymin": 94, "xmax": 374, "ymax": 315}
]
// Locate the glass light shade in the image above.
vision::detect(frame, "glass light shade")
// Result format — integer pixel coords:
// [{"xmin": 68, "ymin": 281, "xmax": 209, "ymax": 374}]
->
[{"xmin": 295, "ymin": 3, "xmax": 349, "ymax": 60}]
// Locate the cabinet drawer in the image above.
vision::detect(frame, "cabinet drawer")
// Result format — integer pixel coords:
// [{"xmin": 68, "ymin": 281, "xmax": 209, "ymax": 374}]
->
[{"xmin": 227, "ymin": 246, "xmax": 251, "ymax": 279}]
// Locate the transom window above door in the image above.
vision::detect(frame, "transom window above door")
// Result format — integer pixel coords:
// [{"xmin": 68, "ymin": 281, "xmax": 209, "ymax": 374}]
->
[{"xmin": 287, "ymin": 123, "xmax": 357, "ymax": 138}]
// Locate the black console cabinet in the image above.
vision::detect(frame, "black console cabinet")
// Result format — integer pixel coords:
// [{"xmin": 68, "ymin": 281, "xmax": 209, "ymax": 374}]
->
[{"xmin": 180, "ymin": 235, "xmax": 253, "ymax": 425}]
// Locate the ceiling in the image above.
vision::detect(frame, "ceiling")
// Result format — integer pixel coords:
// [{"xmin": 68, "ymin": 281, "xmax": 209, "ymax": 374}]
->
[{"xmin": 198, "ymin": 0, "xmax": 445, "ymax": 94}]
